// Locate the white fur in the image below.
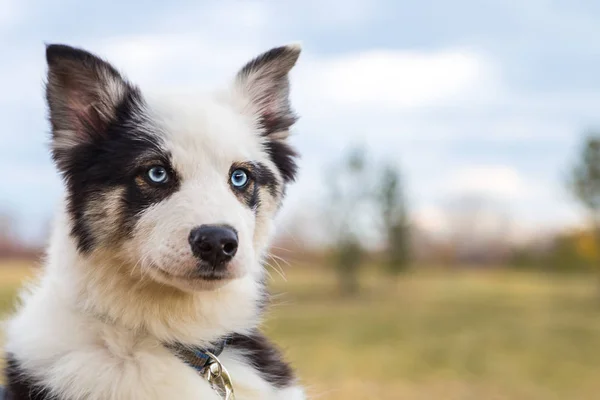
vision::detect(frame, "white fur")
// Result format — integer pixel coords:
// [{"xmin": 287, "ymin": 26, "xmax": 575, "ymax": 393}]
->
[{"xmin": 5, "ymin": 46, "xmax": 304, "ymax": 399}]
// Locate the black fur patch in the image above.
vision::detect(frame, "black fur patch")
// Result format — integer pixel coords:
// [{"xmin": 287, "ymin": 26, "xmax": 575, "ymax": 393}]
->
[
  {"xmin": 263, "ymin": 140, "xmax": 299, "ymax": 183},
  {"xmin": 46, "ymin": 44, "xmax": 120, "ymax": 77},
  {"xmin": 258, "ymin": 114, "xmax": 298, "ymax": 137},
  {"xmin": 57, "ymin": 90, "xmax": 180, "ymax": 253},
  {"xmin": 254, "ymin": 162, "xmax": 279, "ymax": 197},
  {"xmin": 229, "ymin": 162, "xmax": 280, "ymax": 210},
  {"xmin": 238, "ymin": 46, "xmax": 295, "ymax": 81},
  {"xmin": 228, "ymin": 331, "xmax": 295, "ymax": 389},
  {"xmin": 4, "ymin": 353, "xmax": 56, "ymax": 399}
]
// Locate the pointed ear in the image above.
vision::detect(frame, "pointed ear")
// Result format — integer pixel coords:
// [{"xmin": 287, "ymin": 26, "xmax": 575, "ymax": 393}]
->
[
  {"xmin": 45, "ymin": 44, "xmax": 131, "ymax": 156},
  {"xmin": 235, "ymin": 44, "xmax": 301, "ymax": 138}
]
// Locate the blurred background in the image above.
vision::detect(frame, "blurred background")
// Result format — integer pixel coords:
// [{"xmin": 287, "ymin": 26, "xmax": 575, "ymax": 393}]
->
[{"xmin": 2, "ymin": 1, "xmax": 600, "ymax": 399}]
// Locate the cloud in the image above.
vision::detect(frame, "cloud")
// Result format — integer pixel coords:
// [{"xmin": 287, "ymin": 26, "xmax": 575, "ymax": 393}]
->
[
  {"xmin": 91, "ymin": 36, "xmax": 263, "ymax": 88},
  {"xmin": 91, "ymin": 39, "xmax": 492, "ymax": 117},
  {"xmin": 445, "ymin": 165, "xmax": 531, "ymax": 200},
  {"xmin": 412, "ymin": 205, "xmax": 448, "ymax": 234},
  {"xmin": 296, "ymin": 49, "xmax": 488, "ymax": 112}
]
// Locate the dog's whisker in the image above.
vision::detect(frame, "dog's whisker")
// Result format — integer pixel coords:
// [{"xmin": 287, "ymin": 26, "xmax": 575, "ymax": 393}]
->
[
  {"xmin": 268, "ymin": 253, "xmax": 292, "ymax": 268},
  {"xmin": 268, "ymin": 245, "xmax": 292, "ymax": 253},
  {"xmin": 263, "ymin": 268, "xmax": 273, "ymax": 281},
  {"xmin": 267, "ymin": 252, "xmax": 289, "ymax": 273},
  {"xmin": 265, "ymin": 259, "xmax": 287, "ymax": 282}
]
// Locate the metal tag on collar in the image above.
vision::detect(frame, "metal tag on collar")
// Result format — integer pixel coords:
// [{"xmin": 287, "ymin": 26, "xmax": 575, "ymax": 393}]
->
[{"xmin": 200, "ymin": 351, "xmax": 235, "ymax": 400}]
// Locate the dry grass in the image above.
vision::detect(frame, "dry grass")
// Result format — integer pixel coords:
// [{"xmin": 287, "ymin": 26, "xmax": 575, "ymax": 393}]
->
[{"xmin": 1, "ymin": 261, "xmax": 600, "ymax": 399}]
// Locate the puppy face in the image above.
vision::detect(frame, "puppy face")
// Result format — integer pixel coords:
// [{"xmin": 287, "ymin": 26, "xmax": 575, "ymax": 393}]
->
[{"xmin": 45, "ymin": 44, "xmax": 300, "ymax": 292}]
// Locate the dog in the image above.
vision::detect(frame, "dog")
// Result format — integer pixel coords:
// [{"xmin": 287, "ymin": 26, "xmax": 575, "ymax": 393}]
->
[{"xmin": 3, "ymin": 43, "xmax": 304, "ymax": 399}]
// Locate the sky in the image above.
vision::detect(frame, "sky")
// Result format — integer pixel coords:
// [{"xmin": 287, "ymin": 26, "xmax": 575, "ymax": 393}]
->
[{"xmin": 1, "ymin": 0, "xmax": 599, "ymax": 243}]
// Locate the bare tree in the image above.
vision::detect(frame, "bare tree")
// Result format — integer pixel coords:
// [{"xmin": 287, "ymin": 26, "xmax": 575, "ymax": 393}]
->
[
  {"xmin": 378, "ymin": 163, "xmax": 410, "ymax": 275},
  {"xmin": 569, "ymin": 133, "xmax": 600, "ymax": 226},
  {"xmin": 326, "ymin": 147, "xmax": 371, "ymax": 296},
  {"xmin": 568, "ymin": 132, "xmax": 600, "ymax": 287}
]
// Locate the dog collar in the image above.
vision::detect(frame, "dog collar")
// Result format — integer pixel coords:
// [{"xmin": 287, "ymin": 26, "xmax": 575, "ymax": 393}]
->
[
  {"xmin": 167, "ymin": 340, "xmax": 235, "ymax": 399},
  {"xmin": 167, "ymin": 339, "xmax": 227, "ymax": 372}
]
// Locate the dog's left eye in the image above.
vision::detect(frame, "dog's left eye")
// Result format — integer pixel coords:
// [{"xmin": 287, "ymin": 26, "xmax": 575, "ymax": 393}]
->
[
  {"xmin": 146, "ymin": 166, "xmax": 169, "ymax": 184},
  {"xmin": 230, "ymin": 169, "xmax": 249, "ymax": 188}
]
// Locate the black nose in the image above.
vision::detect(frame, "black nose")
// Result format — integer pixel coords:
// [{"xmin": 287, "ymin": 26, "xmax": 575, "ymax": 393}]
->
[{"xmin": 189, "ymin": 225, "xmax": 238, "ymax": 266}]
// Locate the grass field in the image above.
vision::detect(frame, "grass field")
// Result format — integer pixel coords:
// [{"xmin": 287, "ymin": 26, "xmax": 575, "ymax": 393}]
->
[{"xmin": 1, "ymin": 261, "xmax": 600, "ymax": 399}]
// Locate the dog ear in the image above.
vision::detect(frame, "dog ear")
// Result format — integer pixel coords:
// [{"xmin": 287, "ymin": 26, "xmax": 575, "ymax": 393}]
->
[
  {"xmin": 235, "ymin": 44, "xmax": 301, "ymax": 139},
  {"xmin": 45, "ymin": 44, "xmax": 131, "ymax": 156}
]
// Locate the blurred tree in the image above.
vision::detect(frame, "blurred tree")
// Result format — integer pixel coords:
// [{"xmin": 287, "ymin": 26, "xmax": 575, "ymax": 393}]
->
[
  {"xmin": 546, "ymin": 232, "xmax": 589, "ymax": 272},
  {"xmin": 377, "ymin": 163, "xmax": 410, "ymax": 275},
  {"xmin": 573, "ymin": 229, "xmax": 599, "ymax": 264},
  {"xmin": 569, "ymin": 133, "xmax": 600, "ymax": 222},
  {"xmin": 568, "ymin": 132, "xmax": 600, "ymax": 288},
  {"xmin": 326, "ymin": 147, "xmax": 370, "ymax": 296},
  {"xmin": 509, "ymin": 245, "xmax": 540, "ymax": 270},
  {"xmin": 334, "ymin": 237, "xmax": 363, "ymax": 296}
]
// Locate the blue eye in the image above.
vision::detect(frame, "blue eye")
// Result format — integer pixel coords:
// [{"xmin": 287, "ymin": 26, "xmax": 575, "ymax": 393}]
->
[
  {"xmin": 230, "ymin": 169, "xmax": 249, "ymax": 188},
  {"xmin": 147, "ymin": 166, "xmax": 169, "ymax": 184}
]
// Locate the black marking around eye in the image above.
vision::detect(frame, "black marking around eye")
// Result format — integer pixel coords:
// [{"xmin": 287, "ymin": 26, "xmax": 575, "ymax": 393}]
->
[
  {"xmin": 263, "ymin": 140, "xmax": 298, "ymax": 183},
  {"xmin": 229, "ymin": 162, "xmax": 280, "ymax": 211},
  {"xmin": 248, "ymin": 183, "xmax": 260, "ymax": 210},
  {"xmin": 59, "ymin": 88, "xmax": 180, "ymax": 253},
  {"xmin": 254, "ymin": 162, "xmax": 279, "ymax": 197}
]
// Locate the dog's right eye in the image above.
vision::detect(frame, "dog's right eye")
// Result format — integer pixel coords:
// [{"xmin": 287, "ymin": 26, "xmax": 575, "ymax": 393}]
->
[
  {"xmin": 230, "ymin": 169, "xmax": 250, "ymax": 188},
  {"xmin": 146, "ymin": 166, "xmax": 169, "ymax": 184}
]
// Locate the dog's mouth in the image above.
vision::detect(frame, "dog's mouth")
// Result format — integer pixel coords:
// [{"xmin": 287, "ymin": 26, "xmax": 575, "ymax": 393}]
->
[
  {"xmin": 157, "ymin": 266, "xmax": 233, "ymax": 281},
  {"xmin": 188, "ymin": 261, "xmax": 236, "ymax": 281},
  {"xmin": 147, "ymin": 261, "xmax": 238, "ymax": 291}
]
